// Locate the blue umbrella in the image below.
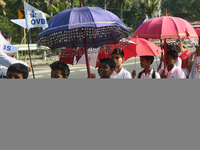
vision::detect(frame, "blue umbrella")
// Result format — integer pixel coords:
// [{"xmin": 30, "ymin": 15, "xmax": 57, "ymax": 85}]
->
[{"xmin": 36, "ymin": 6, "xmax": 130, "ymax": 78}]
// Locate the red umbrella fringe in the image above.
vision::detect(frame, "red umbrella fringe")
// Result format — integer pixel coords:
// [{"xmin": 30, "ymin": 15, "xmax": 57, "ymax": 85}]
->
[{"xmin": 59, "ymin": 40, "xmax": 129, "ymax": 58}]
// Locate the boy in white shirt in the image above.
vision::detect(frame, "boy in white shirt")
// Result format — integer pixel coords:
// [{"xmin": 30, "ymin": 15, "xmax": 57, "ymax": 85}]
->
[
  {"xmin": 110, "ymin": 48, "xmax": 132, "ymax": 78},
  {"xmin": 158, "ymin": 50, "xmax": 186, "ymax": 78},
  {"xmin": 90, "ymin": 48, "xmax": 132, "ymax": 79},
  {"xmin": 132, "ymin": 56, "xmax": 161, "ymax": 79}
]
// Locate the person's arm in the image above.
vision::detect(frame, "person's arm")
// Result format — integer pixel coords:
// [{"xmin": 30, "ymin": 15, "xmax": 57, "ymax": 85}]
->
[
  {"xmin": 176, "ymin": 69, "xmax": 186, "ymax": 78},
  {"xmin": 188, "ymin": 53, "xmax": 194, "ymax": 74},
  {"xmin": 0, "ymin": 51, "xmax": 31, "ymax": 72},
  {"xmin": 5, "ymin": 51, "xmax": 18, "ymax": 56}
]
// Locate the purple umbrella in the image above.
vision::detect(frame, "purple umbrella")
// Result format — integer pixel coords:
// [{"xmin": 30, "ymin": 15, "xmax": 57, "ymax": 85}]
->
[{"xmin": 36, "ymin": 6, "xmax": 130, "ymax": 78}]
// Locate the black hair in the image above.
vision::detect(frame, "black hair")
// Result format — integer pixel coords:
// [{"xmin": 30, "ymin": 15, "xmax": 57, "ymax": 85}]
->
[
  {"xmin": 7, "ymin": 63, "xmax": 29, "ymax": 79},
  {"xmin": 167, "ymin": 50, "xmax": 178, "ymax": 59},
  {"xmin": 99, "ymin": 58, "xmax": 116, "ymax": 69},
  {"xmin": 167, "ymin": 44, "xmax": 177, "ymax": 52},
  {"xmin": 140, "ymin": 56, "xmax": 154, "ymax": 65},
  {"xmin": 111, "ymin": 48, "xmax": 124, "ymax": 58},
  {"xmin": 1, "ymin": 31, "xmax": 12, "ymax": 40},
  {"xmin": 50, "ymin": 61, "xmax": 70, "ymax": 77}
]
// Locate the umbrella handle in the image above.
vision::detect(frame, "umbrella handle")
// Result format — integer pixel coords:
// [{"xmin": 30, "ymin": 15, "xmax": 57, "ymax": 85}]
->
[{"xmin": 82, "ymin": 29, "xmax": 91, "ymax": 78}]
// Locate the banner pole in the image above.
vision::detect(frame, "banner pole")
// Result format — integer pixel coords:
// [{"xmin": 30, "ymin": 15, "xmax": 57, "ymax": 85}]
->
[{"xmin": 27, "ymin": 30, "xmax": 35, "ymax": 79}]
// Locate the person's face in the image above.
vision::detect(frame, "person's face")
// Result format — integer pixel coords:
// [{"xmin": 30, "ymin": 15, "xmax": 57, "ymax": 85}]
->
[
  {"xmin": 111, "ymin": 54, "xmax": 124, "ymax": 67},
  {"xmin": 98, "ymin": 62, "xmax": 114, "ymax": 78},
  {"xmin": 51, "ymin": 70, "xmax": 68, "ymax": 79},
  {"xmin": 6, "ymin": 38, "xmax": 12, "ymax": 43},
  {"xmin": 140, "ymin": 57, "xmax": 151, "ymax": 68},
  {"xmin": 176, "ymin": 39, "xmax": 183, "ymax": 49},
  {"xmin": 166, "ymin": 55, "xmax": 177, "ymax": 66},
  {"xmin": 6, "ymin": 71, "xmax": 24, "ymax": 79}
]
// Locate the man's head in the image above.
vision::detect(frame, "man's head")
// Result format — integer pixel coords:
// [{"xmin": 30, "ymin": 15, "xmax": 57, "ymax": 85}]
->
[
  {"xmin": 1, "ymin": 31, "xmax": 12, "ymax": 43},
  {"xmin": 6, "ymin": 63, "xmax": 29, "ymax": 79},
  {"xmin": 50, "ymin": 61, "xmax": 70, "ymax": 78}
]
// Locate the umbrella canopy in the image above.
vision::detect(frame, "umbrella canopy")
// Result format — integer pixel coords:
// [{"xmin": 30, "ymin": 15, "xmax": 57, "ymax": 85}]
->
[
  {"xmin": 124, "ymin": 37, "xmax": 163, "ymax": 56},
  {"xmin": 35, "ymin": 6, "xmax": 130, "ymax": 78},
  {"xmin": 36, "ymin": 6, "xmax": 130, "ymax": 49},
  {"xmin": 133, "ymin": 16, "xmax": 198, "ymax": 40}
]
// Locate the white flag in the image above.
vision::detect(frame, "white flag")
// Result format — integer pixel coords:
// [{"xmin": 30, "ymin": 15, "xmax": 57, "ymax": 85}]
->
[
  {"xmin": 0, "ymin": 33, "xmax": 18, "ymax": 53},
  {"xmin": 24, "ymin": 1, "xmax": 48, "ymax": 30},
  {"xmin": 10, "ymin": 19, "xmax": 27, "ymax": 29}
]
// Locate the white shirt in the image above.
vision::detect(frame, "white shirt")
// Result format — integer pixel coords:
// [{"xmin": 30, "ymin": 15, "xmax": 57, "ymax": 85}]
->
[
  {"xmin": 0, "ymin": 51, "xmax": 27, "ymax": 76},
  {"xmin": 188, "ymin": 52, "xmax": 200, "ymax": 79},
  {"xmin": 136, "ymin": 69, "xmax": 161, "ymax": 79},
  {"xmin": 111, "ymin": 67, "xmax": 132, "ymax": 79},
  {"xmin": 158, "ymin": 66, "xmax": 186, "ymax": 78},
  {"xmin": 161, "ymin": 57, "xmax": 182, "ymax": 69}
]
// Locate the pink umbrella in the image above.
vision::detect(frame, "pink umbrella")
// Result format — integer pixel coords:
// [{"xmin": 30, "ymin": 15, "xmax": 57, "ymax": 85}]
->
[
  {"xmin": 133, "ymin": 11, "xmax": 198, "ymax": 77},
  {"xmin": 134, "ymin": 16, "xmax": 198, "ymax": 39}
]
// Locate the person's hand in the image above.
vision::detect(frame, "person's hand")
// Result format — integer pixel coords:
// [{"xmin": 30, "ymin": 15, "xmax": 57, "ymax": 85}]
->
[
  {"xmin": 161, "ymin": 69, "xmax": 167, "ymax": 78},
  {"xmin": 27, "ymin": 64, "xmax": 31, "ymax": 72},
  {"xmin": 189, "ymin": 53, "xmax": 195, "ymax": 62},
  {"xmin": 91, "ymin": 73, "xmax": 96, "ymax": 78},
  {"xmin": 132, "ymin": 70, "xmax": 136, "ymax": 78},
  {"xmin": 12, "ymin": 51, "xmax": 18, "ymax": 55}
]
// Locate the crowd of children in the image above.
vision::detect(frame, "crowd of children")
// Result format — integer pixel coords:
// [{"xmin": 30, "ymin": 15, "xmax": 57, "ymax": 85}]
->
[{"xmin": 2, "ymin": 31, "xmax": 200, "ymax": 79}]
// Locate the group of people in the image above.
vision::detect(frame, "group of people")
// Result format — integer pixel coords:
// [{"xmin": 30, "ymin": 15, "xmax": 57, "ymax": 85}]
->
[{"xmin": 1, "ymin": 31, "xmax": 200, "ymax": 79}]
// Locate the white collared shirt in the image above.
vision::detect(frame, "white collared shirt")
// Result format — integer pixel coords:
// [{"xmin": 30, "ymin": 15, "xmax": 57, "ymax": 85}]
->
[
  {"xmin": 158, "ymin": 66, "xmax": 186, "ymax": 78},
  {"xmin": 0, "ymin": 51, "xmax": 27, "ymax": 76},
  {"xmin": 136, "ymin": 69, "xmax": 161, "ymax": 79},
  {"xmin": 161, "ymin": 57, "xmax": 182, "ymax": 69},
  {"xmin": 111, "ymin": 67, "xmax": 132, "ymax": 79}
]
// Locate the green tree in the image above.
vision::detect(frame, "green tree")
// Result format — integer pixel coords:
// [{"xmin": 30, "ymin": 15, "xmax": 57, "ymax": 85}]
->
[
  {"xmin": 143, "ymin": 0, "xmax": 160, "ymax": 18},
  {"xmin": 114, "ymin": 0, "xmax": 132, "ymax": 19}
]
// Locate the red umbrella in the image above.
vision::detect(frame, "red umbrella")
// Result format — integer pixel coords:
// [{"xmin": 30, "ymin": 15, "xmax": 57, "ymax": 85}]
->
[
  {"xmin": 123, "ymin": 37, "xmax": 163, "ymax": 57},
  {"xmin": 59, "ymin": 40, "xmax": 137, "ymax": 68}
]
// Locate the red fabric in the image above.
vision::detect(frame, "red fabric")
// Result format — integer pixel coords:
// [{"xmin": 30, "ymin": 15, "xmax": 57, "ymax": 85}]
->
[
  {"xmin": 179, "ymin": 49, "xmax": 191, "ymax": 69},
  {"xmin": 195, "ymin": 28, "xmax": 200, "ymax": 37},
  {"xmin": 125, "ymin": 37, "xmax": 163, "ymax": 56}
]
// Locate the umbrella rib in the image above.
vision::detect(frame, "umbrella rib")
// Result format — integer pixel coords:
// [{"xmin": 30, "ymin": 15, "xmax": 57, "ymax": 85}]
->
[
  {"xmin": 91, "ymin": 27, "xmax": 97, "ymax": 46},
  {"xmin": 74, "ymin": 29, "xmax": 76, "ymax": 47},
  {"xmin": 107, "ymin": 27, "xmax": 117, "ymax": 42}
]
